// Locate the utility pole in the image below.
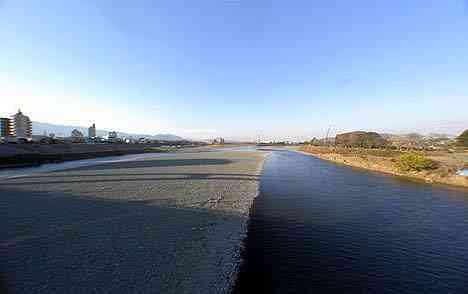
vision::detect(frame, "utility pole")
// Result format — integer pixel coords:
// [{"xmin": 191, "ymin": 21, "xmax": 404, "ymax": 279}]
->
[{"xmin": 325, "ymin": 125, "xmax": 332, "ymax": 146}]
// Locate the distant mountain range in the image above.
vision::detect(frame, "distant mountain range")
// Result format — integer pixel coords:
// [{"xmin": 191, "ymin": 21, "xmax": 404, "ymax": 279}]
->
[{"xmin": 32, "ymin": 121, "xmax": 185, "ymax": 141}]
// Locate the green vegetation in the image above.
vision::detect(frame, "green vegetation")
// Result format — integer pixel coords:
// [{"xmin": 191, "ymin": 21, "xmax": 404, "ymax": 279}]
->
[
  {"xmin": 396, "ymin": 152, "xmax": 435, "ymax": 172},
  {"xmin": 143, "ymin": 146, "xmax": 177, "ymax": 153},
  {"xmin": 305, "ymin": 137, "xmax": 319, "ymax": 145},
  {"xmin": 335, "ymin": 131, "xmax": 388, "ymax": 148},
  {"xmin": 456, "ymin": 129, "xmax": 468, "ymax": 147},
  {"xmin": 302, "ymin": 145, "xmax": 401, "ymax": 157}
]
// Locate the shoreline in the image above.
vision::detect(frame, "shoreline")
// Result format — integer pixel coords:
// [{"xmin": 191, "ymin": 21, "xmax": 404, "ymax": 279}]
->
[
  {"xmin": 0, "ymin": 146, "xmax": 183, "ymax": 169},
  {"xmin": 298, "ymin": 147, "xmax": 468, "ymax": 189},
  {"xmin": 0, "ymin": 144, "xmax": 258, "ymax": 170},
  {"xmin": 229, "ymin": 150, "xmax": 268, "ymax": 292}
]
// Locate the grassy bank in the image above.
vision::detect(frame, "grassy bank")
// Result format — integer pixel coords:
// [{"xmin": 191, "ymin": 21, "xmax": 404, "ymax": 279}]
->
[
  {"xmin": 0, "ymin": 146, "xmax": 176, "ymax": 169},
  {"xmin": 300, "ymin": 146, "xmax": 468, "ymax": 188}
]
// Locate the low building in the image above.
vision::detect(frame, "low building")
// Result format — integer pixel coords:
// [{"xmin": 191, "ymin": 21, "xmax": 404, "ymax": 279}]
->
[
  {"xmin": 32, "ymin": 135, "xmax": 49, "ymax": 142},
  {"xmin": 108, "ymin": 131, "xmax": 117, "ymax": 139},
  {"xmin": 0, "ymin": 117, "xmax": 13, "ymax": 138},
  {"xmin": 107, "ymin": 131, "xmax": 121, "ymax": 143},
  {"xmin": 123, "ymin": 137, "xmax": 135, "ymax": 144},
  {"xmin": 212, "ymin": 137, "xmax": 225, "ymax": 144}
]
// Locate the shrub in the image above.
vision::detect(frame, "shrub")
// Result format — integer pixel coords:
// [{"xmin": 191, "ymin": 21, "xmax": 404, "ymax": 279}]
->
[
  {"xmin": 456, "ymin": 129, "xmax": 468, "ymax": 147},
  {"xmin": 396, "ymin": 153, "xmax": 435, "ymax": 172}
]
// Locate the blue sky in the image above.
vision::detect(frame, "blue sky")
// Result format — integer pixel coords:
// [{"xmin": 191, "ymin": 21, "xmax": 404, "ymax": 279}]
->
[{"xmin": 1, "ymin": 0, "xmax": 467, "ymax": 140}]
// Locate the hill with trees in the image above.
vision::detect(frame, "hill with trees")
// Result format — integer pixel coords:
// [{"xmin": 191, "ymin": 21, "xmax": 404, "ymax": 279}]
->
[
  {"xmin": 456, "ymin": 129, "xmax": 468, "ymax": 147},
  {"xmin": 335, "ymin": 131, "xmax": 388, "ymax": 148}
]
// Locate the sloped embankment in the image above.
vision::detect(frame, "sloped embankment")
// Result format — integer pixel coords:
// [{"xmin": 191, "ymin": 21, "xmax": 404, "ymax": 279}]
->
[{"xmin": 299, "ymin": 146, "xmax": 468, "ymax": 188}]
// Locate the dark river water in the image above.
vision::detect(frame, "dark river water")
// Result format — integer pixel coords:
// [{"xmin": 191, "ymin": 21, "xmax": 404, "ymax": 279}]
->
[{"xmin": 235, "ymin": 150, "xmax": 468, "ymax": 293}]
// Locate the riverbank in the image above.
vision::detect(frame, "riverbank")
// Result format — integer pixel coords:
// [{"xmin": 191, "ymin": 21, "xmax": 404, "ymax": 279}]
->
[
  {"xmin": 0, "ymin": 149, "xmax": 267, "ymax": 293},
  {"xmin": 0, "ymin": 144, "xmax": 180, "ymax": 169},
  {"xmin": 299, "ymin": 146, "xmax": 468, "ymax": 188}
]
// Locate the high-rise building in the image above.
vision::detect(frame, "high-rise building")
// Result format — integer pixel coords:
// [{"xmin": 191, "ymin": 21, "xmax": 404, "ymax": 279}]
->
[
  {"xmin": 0, "ymin": 117, "xmax": 14, "ymax": 138},
  {"xmin": 88, "ymin": 123, "xmax": 96, "ymax": 138},
  {"xmin": 12, "ymin": 109, "xmax": 32, "ymax": 139}
]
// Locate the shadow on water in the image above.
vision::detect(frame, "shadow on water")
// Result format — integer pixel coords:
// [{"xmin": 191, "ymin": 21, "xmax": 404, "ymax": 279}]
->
[
  {"xmin": 0, "ymin": 272, "xmax": 8, "ymax": 294},
  {"xmin": 0, "ymin": 184, "xmax": 245, "ymax": 293},
  {"xmin": 234, "ymin": 150, "xmax": 468, "ymax": 294}
]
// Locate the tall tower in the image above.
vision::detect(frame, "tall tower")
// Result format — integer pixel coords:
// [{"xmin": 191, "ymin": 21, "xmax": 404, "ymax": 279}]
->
[
  {"xmin": 88, "ymin": 123, "xmax": 96, "ymax": 138},
  {"xmin": 13, "ymin": 109, "xmax": 32, "ymax": 139}
]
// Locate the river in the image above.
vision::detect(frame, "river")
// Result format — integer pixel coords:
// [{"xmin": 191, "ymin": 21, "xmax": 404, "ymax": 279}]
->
[{"xmin": 234, "ymin": 150, "xmax": 468, "ymax": 293}]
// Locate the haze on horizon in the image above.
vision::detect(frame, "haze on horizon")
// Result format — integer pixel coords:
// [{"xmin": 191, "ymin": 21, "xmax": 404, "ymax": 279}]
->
[{"xmin": 1, "ymin": 0, "xmax": 467, "ymax": 141}]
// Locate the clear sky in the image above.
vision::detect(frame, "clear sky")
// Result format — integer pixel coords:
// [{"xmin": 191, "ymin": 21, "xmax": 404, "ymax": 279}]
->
[{"xmin": 1, "ymin": 0, "xmax": 467, "ymax": 141}]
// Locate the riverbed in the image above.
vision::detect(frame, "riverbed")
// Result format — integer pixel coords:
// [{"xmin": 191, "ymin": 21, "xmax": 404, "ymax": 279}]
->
[{"xmin": 0, "ymin": 149, "xmax": 267, "ymax": 293}]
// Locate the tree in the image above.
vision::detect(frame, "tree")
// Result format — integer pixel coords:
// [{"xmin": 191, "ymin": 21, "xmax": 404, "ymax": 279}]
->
[
  {"xmin": 456, "ymin": 129, "xmax": 468, "ymax": 147},
  {"xmin": 71, "ymin": 129, "xmax": 84, "ymax": 138},
  {"xmin": 71, "ymin": 129, "xmax": 85, "ymax": 143}
]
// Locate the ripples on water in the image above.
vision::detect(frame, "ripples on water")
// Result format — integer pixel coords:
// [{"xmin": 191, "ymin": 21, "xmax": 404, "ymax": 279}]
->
[{"xmin": 235, "ymin": 151, "xmax": 468, "ymax": 294}]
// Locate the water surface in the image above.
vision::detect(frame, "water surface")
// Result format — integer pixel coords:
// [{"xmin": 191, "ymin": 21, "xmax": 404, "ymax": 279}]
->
[
  {"xmin": 235, "ymin": 150, "xmax": 468, "ymax": 293},
  {"xmin": 457, "ymin": 168, "xmax": 468, "ymax": 176}
]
